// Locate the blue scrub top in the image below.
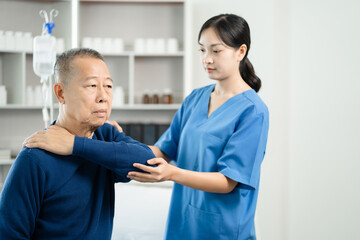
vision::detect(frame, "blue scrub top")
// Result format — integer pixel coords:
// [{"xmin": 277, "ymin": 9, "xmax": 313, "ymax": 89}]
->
[{"xmin": 155, "ymin": 84, "xmax": 269, "ymax": 240}]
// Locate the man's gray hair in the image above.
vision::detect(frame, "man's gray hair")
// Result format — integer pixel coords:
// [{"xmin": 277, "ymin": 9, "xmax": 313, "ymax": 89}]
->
[{"xmin": 54, "ymin": 48, "xmax": 104, "ymax": 85}]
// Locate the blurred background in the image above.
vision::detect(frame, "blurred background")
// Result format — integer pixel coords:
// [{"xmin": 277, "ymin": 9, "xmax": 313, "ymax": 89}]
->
[{"xmin": 0, "ymin": 0, "xmax": 359, "ymax": 239}]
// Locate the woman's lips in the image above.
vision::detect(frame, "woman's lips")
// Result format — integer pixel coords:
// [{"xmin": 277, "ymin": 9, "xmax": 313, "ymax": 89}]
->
[{"xmin": 207, "ymin": 68, "xmax": 214, "ymax": 73}]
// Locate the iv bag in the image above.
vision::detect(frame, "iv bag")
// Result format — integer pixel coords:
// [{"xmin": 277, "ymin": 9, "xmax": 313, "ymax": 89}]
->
[{"xmin": 33, "ymin": 34, "xmax": 56, "ymax": 79}]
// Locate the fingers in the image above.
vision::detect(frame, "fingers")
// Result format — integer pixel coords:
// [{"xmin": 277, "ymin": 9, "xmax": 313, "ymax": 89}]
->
[
  {"xmin": 127, "ymin": 172, "xmax": 158, "ymax": 183},
  {"xmin": 133, "ymin": 163, "xmax": 155, "ymax": 173},
  {"xmin": 106, "ymin": 120, "xmax": 123, "ymax": 132},
  {"xmin": 147, "ymin": 158, "xmax": 166, "ymax": 165},
  {"xmin": 23, "ymin": 130, "xmax": 46, "ymax": 147}
]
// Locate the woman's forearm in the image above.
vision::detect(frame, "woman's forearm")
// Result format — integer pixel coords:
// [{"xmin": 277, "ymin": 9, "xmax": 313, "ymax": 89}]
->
[
  {"xmin": 170, "ymin": 167, "xmax": 238, "ymax": 193},
  {"xmin": 148, "ymin": 146, "xmax": 171, "ymax": 162}
]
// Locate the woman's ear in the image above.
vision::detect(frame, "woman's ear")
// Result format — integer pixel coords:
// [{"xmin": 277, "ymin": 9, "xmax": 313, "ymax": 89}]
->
[
  {"xmin": 54, "ymin": 83, "xmax": 65, "ymax": 104},
  {"xmin": 237, "ymin": 44, "xmax": 248, "ymax": 62}
]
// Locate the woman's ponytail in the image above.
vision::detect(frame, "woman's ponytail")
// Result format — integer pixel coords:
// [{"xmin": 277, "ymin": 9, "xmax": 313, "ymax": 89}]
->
[{"xmin": 240, "ymin": 57, "xmax": 261, "ymax": 92}]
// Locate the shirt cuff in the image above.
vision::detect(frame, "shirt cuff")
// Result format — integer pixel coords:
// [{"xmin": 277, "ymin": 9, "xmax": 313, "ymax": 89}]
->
[{"xmin": 72, "ymin": 136, "xmax": 85, "ymax": 156}]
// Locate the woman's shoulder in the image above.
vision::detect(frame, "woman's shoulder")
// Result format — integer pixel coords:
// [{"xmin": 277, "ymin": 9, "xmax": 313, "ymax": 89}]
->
[
  {"xmin": 244, "ymin": 90, "xmax": 268, "ymax": 111},
  {"xmin": 241, "ymin": 90, "xmax": 269, "ymax": 117},
  {"xmin": 183, "ymin": 84, "xmax": 214, "ymax": 103}
]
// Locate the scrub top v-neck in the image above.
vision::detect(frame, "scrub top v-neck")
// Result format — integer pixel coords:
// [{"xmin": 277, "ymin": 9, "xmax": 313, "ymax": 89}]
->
[{"xmin": 156, "ymin": 84, "xmax": 269, "ymax": 240}]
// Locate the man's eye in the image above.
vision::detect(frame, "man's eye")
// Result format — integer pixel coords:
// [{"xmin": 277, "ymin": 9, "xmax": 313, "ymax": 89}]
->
[
  {"xmin": 106, "ymin": 85, "xmax": 113, "ymax": 89},
  {"xmin": 213, "ymin": 50, "xmax": 220, "ymax": 53}
]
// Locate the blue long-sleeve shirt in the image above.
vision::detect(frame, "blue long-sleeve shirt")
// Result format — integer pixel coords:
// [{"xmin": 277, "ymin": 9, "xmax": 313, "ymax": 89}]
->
[{"xmin": 0, "ymin": 123, "xmax": 155, "ymax": 240}]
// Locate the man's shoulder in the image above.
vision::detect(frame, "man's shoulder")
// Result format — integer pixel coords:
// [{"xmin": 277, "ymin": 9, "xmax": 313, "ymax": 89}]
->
[{"xmin": 15, "ymin": 147, "xmax": 75, "ymax": 170}]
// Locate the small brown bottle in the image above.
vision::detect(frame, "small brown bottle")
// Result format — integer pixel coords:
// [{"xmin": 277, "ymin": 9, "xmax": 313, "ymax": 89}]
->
[
  {"xmin": 162, "ymin": 88, "xmax": 173, "ymax": 104},
  {"xmin": 142, "ymin": 89, "xmax": 151, "ymax": 104},
  {"xmin": 152, "ymin": 89, "xmax": 160, "ymax": 104}
]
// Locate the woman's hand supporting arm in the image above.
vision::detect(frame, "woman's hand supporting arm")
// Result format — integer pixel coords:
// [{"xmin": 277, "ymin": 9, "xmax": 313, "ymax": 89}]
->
[{"xmin": 127, "ymin": 158, "xmax": 238, "ymax": 194}]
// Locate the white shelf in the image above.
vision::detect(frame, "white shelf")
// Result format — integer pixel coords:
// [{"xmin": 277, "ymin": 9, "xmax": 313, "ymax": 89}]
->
[
  {"xmin": 133, "ymin": 52, "xmax": 184, "ymax": 57},
  {"xmin": 0, "ymin": 159, "xmax": 14, "ymax": 165},
  {"xmin": 0, "ymin": 104, "xmax": 180, "ymax": 110},
  {"xmin": 0, "ymin": 104, "xmax": 52, "ymax": 110},
  {"xmin": 112, "ymin": 104, "xmax": 180, "ymax": 110},
  {"xmin": 0, "ymin": 50, "xmax": 32, "ymax": 54},
  {"xmin": 80, "ymin": 0, "xmax": 184, "ymax": 3}
]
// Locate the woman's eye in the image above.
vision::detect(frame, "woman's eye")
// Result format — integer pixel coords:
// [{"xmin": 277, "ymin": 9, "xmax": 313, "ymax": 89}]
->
[
  {"xmin": 213, "ymin": 50, "xmax": 220, "ymax": 53},
  {"xmin": 106, "ymin": 85, "xmax": 113, "ymax": 89},
  {"xmin": 90, "ymin": 84, "xmax": 96, "ymax": 88},
  {"xmin": 199, "ymin": 48, "xmax": 205, "ymax": 53}
]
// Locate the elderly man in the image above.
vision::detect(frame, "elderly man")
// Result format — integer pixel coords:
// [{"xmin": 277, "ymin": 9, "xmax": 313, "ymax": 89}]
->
[{"xmin": 0, "ymin": 48, "xmax": 155, "ymax": 239}]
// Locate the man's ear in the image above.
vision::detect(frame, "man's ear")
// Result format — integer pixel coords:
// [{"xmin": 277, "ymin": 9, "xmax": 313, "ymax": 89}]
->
[
  {"xmin": 237, "ymin": 44, "xmax": 248, "ymax": 62},
  {"xmin": 54, "ymin": 83, "xmax": 65, "ymax": 104}
]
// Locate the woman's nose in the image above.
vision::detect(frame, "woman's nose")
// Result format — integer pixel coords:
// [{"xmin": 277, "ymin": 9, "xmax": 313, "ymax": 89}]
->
[{"xmin": 203, "ymin": 53, "xmax": 213, "ymax": 64}]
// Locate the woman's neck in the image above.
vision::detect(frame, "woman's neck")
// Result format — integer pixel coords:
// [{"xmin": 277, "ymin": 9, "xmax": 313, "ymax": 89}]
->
[{"xmin": 214, "ymin": 75, "xmax": 251, "ymax": 97}]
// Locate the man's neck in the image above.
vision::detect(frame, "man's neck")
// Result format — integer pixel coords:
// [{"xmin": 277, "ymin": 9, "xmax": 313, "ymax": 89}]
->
[{"xmin": 55, "ymin": 115, "xmax": 95, "ymax": 139}]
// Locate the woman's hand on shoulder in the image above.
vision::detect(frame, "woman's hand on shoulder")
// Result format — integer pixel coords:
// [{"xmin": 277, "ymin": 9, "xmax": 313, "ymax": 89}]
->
[{"xmin": 22, "ymin": 125, "xmax": 75, "ymax": 155}]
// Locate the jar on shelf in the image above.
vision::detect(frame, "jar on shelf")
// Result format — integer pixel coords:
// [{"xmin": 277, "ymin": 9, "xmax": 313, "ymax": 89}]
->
[
  {"xmin": 162, "ymin": 88, "xmax": 173, "ymax": 104},
  {"xmin": 152, "ymin": 89, "xmax": 160, "ymax": 104},
  {"xmin": 142, "ymin": 89, "xmax": 151, "ymax": 104}
]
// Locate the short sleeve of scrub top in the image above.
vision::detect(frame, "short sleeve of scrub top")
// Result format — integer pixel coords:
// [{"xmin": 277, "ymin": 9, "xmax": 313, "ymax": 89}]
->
[{"xmin": 217, "ymin": 109, "xmax": 268, "ymax": 190}]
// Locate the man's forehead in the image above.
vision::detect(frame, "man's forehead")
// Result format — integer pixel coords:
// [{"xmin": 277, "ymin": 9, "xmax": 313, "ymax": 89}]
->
[{"xmin": 83, "ymin": 76, "xmax": 113, "ymax": 82}]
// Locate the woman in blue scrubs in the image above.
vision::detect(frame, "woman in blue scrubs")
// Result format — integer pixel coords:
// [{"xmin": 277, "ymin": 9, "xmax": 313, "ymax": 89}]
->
[{"xmin": 127, "ymin": 14, "xmax": 269, "ymax": 240}]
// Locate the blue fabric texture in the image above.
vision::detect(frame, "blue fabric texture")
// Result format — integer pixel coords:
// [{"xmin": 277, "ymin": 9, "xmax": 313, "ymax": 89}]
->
[
  {"xmin": 155, "ymin": 84, "xmax": 269, "ymax": 240},
  {"xmin": 0, "ymin": 123, "xmax": 154, "ymax": 240}
]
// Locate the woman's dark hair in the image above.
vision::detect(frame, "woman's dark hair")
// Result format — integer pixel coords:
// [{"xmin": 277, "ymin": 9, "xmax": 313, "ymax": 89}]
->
[{"xmin": 198, "ymin": 14, "xmax": 261, "ymax": 92}]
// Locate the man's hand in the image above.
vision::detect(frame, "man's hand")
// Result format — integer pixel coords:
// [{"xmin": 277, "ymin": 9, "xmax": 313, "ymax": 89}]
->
[
  {"xmin": 23, "ymin": 125, "xmax": 75, "ymax": 155},
  {"xmin": 106, "ymin": 120, "xmax": 123, "ymax": 132}
]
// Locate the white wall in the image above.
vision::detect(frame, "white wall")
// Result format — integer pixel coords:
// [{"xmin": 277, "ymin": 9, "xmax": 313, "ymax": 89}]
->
[
  {"xmin": 287, "ymin": 0, "xmax": 360, "ymax": 239},
  {"xmin": 189, "ymin": 0, "xmax": 360, "ymax": 239}
]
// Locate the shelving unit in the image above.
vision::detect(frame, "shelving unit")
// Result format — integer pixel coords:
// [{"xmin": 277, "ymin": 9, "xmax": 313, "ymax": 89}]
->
[
  {"xmin": 0, "ymin": 0, "xmax": 190, "ymax": 109},
  {"xmin": 0, "ymin": 1, "xmax": 191, "ymax": 185}
]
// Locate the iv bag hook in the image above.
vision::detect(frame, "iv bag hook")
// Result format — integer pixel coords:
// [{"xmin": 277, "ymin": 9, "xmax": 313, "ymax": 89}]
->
[
  {"xmin": 50, "ymin": 9, "xmax": 59, "ymax": 23},
  {"xmin": 39, "ymin": 10, "xmax": 49, "ymax": 23}
]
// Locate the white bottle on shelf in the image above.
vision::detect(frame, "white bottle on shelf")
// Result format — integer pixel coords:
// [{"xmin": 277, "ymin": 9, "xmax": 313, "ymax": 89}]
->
[
  {"xmin": 14, "ymin": 31, "xmax": 23, "ymax": 51},
  {"xmin": 0, "ymin": 85, "xmax": 7, "ymax": 106},
  {"xmin": 0, "ymin": 30, "xmax": 4, "ymax": 50},
  {"xmin": 167, "ymin": 38, "xmax": 179, "ymax": 53},
  {"xmin": 113, "ymin": 38, "xmax": 124, "ymax": 53},
  {"xmin": 4, "ymin": 31, "xmax": 15, "ymax": 51},
  {"xmin": 113, "ymin": 86, "xmax": 124, "ymax": 106},
  {"xmin": 23, "ymin": 32, "xmax": 33, "ymax": 52}
]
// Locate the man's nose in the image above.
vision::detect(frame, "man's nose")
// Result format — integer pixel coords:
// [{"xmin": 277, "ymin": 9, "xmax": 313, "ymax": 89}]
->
[{"xmin": 96, "ymin": 86, "xmax": 108, "ymax": 103}]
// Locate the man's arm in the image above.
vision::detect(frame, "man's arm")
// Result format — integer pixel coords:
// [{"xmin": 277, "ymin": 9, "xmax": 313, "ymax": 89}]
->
[
  {"xmin": 23, "ymin": 124, "xmax": 155, "ymax": 182},
  {"xmin": 0, "ymin": 150, "xmax": 44, "ymax": 239},
  {"xmin": 72, "ymin": 131, "xmax": 155, "ymax": 182}
]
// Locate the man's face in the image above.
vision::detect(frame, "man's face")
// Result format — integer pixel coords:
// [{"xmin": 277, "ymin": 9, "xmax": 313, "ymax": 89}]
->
[{"xmin": 62, "ymin": 56, "xmax": 113, "ymax": 129}]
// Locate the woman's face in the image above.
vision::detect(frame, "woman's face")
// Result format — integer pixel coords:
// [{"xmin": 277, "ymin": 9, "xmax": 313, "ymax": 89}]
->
[{"xmin": 199, "ymin": 27, "xmax": 242, "ymax": 81}]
